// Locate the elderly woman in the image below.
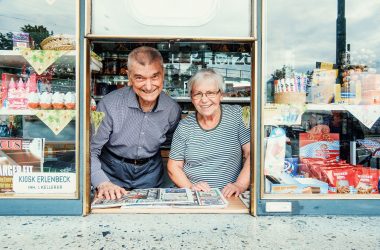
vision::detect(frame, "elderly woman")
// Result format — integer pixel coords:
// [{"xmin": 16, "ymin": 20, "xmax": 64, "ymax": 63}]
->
[{"xmin": 167, "ymin": 68, "xmax": 250, "ymax": 198}]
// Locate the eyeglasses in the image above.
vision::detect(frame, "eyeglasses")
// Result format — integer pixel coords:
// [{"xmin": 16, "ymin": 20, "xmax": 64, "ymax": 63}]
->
[{"xmin": 191, "ymin": 90, "xmax": 220, "ymax": 100}]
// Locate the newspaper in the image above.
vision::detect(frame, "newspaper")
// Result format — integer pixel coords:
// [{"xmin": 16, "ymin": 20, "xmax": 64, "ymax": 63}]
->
[
  {"xmin": 91, "ymin": 188, "xmax": 193, "ymax": 209},
  {"xmin": 239, "ymin": 191, "xmax": 250, "ymax": 208},
  {"xmin": 91, "ymin": 188, "xmax": 229, "ymax": 209},
  {"xmin": 170, "ymin": 189, "xmax": 229, "ymax": 209}
]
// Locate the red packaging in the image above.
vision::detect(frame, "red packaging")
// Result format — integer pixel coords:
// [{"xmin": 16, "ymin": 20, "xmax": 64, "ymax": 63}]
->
[
  {"xmin": 299, "ymin": 133, "xmax": 340, "ymax": 159},
  {"xmin": 321, "ymin": 166, "xmax": 356, "ymax": 193},
  {"xmin": 355, "ymin": 167, "xmax": 379, "ymax": 194},
  {"xmin": 1, "ymin": 73, "xmax": 37, "ymax": 109}
]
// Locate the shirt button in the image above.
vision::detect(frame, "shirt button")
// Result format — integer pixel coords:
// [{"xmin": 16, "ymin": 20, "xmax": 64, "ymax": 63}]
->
[
  {"xmin": 138, "ymin": 146, "xmax": 142, "ymax": 149},
  {"xmin": 141, "ymin": 132, "xmax": 145, "ymax": 135}
]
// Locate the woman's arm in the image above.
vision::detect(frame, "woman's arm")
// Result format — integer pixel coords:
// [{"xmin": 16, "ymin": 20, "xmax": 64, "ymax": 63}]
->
[
  {"xmin": 167, "ymin": 159, "xmax": 193, "ymax": 188},
  {"xmin": 222, "ymin": 142, "xmax": 251, "ymax": 197},
  {"xmin": 167, "ymin": 159, "xmax": 211, "ymax": 191},
  {"xmin": 235, "ymin": 142, "xmax": 251, "ymax": 189}
]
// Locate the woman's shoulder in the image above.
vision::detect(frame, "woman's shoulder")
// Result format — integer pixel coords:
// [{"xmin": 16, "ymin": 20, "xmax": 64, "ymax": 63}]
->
[
  {"xmin": 222, "ymin": 104, "xmax": 243, "ymax": 117},
  {"xmin": 179, "ymin": 112, "xmax": 197, "ymax": 127}
]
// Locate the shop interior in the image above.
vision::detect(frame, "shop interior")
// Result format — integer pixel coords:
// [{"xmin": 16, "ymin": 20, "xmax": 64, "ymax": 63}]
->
[{"xmin": 87, "ymin": 40, "xmax": 253, "ymax": 213}]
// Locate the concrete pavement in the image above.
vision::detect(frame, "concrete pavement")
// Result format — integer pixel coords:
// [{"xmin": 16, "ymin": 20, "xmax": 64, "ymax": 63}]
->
[{"xmin": 1, "ymin": 214, "xmax": 379, "ymax": 249}]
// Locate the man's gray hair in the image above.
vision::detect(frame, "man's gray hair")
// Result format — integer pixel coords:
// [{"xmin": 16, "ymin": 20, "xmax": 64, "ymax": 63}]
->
[
  {"xmin": 127, "ymin": 46, "xmax": 164, "ymax": 70},
  {"xmin": 187, "ymin": 68, "xmax": 225, "ymax": 96}
]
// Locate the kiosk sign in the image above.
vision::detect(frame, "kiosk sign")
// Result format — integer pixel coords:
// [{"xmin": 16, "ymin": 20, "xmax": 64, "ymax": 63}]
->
[{"xmin": 13, "ymin": 173, "xmax": 76, "ymax": 194}]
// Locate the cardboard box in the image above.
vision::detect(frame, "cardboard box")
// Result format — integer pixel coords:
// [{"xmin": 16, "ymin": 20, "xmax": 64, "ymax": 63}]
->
[{"xmin": 266, "ymin": 174, "xmax": 328, "ymax": 194}]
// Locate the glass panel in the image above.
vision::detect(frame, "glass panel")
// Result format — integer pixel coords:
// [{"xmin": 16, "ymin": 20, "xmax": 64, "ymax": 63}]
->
[
  {"xmin": 91, "ymin": 0, "xmax": 251, "ymax": 37},
  {"xmin": 89, "ymin": 41, "xmax": 252, "ymax": 210},
  {"xmin": 263, "ymin": 0, "xmax": 380, "ymax": 196},
  {"xmin": 91, "ymin": 42, "xmax": 252, "ymax": 113},
  {"xmin": 0, "ymin": 0, "xmax": 77, "ymax": 197}
]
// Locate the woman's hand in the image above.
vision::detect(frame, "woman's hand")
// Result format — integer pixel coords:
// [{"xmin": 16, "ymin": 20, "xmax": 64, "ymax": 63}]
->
[
  {"xmin": 190, "ymin": 181, "xmax": 211, "ymax": 192},
  {"xmin": 222, "ymin": 182, "xmax": 247, "ymax": 198},
  {"xmin": 97, "ymin": 181, "xmax": 127, "ymax": 200}
]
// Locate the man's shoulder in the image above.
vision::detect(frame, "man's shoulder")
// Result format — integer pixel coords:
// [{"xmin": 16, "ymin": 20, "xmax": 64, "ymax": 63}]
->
[
  {"xmin": 158, "ymin": 92, "xmax": 181, "ymax": 110},
  {"xmin": 102, "ymin": 87, "xmax": 129, "ymax": 101},
  {"xmin": 99, "ymin": 87, "xmax": 130, "ymax": 108}
]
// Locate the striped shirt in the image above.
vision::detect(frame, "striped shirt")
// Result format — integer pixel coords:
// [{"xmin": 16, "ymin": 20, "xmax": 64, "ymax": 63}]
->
[
  {"xmin": 169, "ymin": 104, "xmax": 250, "ymax": 189},
  {"xmin": 91, "ymin": 86, "xmax": 181, "ymax": 187}
]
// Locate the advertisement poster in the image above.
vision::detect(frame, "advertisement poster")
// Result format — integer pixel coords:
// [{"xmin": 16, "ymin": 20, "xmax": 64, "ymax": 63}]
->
[
  {"xmin": 299, "ymin": 133, "xmax": 340, "ymax": 160},
  {"xmin": 0, "ymin": 138, "xmax": 44, "ymax": 193}
]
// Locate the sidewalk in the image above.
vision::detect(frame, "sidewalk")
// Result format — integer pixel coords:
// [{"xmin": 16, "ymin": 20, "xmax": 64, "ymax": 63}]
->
[{"xmin": 1, "ymin": 214, "xmax": 379, "ymax": 249}]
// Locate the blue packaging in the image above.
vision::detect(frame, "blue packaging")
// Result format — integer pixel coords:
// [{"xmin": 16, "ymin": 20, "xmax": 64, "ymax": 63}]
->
[{"xmin": 284, "ymin": 158, "xmax": 298, "ymax": 176}]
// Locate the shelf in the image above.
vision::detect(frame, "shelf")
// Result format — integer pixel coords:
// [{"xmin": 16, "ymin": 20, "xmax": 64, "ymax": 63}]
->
[
  {"xmin": 173, "ymin": 96, "xmax": 250, "ymax": 103},
  {"xmin": 0, "ymin": 50, "xmax": 101, "ymax": 71},
  {"xmin": 0, "ymin": 109, "xmax": 36, "ymax": 116},
  {"xmin": 0, "ymin": 109, "xmax": 77, "ymax": 116},
  {"xmin": 306, "ymin": 104, "xmax": 346, "ymax": 111},
  {"xmin": 263, "ymin": 103, "xmax": 380, "ymax": 128},
  {"xmin": 93, "ymin": 95, "xmax": 250, "ymax": 103},
  {"xmin": 265, "ymin": 103, "xmax": 380, "ymax": 111}
]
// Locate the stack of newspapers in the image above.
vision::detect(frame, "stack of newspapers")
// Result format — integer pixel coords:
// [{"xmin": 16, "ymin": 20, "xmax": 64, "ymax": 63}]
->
[{"xmin": 91, "ymin": 188, "xmax": 229, "ymax": 209}]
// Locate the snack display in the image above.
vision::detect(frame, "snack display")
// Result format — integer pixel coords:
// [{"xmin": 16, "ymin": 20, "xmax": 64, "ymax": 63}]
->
[
  {"xmin": 39, "ymin": 92, "xmax": 52, "ymax": 109},
  {"xmin": 64, "ymin": 92, "xmax": 76, "ymax": 110},
  {"xmin": 52, "ymin": 92, "xmax": 65, "ymax": 109},
  {"xmin": 27, "ymin": 92, "xmax": 40, "ymax": 109}
]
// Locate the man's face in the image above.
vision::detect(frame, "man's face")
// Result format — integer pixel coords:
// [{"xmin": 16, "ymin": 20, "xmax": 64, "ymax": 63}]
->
[{"xmin": 128, "ymin": 61, "xmax": 164, "ymax": 105}]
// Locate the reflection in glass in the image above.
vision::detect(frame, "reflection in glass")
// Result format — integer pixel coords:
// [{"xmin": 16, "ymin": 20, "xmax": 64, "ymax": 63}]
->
[
  {"xmin": 91, "ymin": 42, "xmax": 252, "ymax": 100},
  {"xmin": 0, "ymin": 0, "xmax": 77, "ymax": 195},
  {"xmin": 264, "ymin": 0, "xmax": 380, "ymax": 196}
]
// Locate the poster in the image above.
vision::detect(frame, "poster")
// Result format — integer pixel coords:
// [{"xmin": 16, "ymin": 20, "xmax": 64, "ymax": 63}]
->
[
  {"xmin": 299, "ymin": 133, "xmax": 340, "ymax": 160},
  {"xmin": 0, "ymin": 138, "xmax": 44, "ymax": 193}
]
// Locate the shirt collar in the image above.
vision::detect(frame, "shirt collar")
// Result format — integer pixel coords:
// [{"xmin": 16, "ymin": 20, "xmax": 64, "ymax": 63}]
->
[{"xmin": 126, "ymin": 87, "xmax": 165, "ymax": 112}]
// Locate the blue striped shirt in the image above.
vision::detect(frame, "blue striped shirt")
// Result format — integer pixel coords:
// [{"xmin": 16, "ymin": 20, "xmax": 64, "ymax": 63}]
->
[
  {"xmin": 169, "ymin": 104, "xmax": 250, "ymax": 189},
  {"xmin": 91, "ymin": 87, "xmax": 181, "ymax": 187}
]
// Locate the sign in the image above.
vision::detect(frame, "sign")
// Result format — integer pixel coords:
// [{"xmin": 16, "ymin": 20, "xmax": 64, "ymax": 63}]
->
[
  {"xmin": 13, "ymin": 173, "xmax": 76, "ymax": 194},
  {"xmin": 0, "ymin": 138, "xmax": 44, "ymax": 192}
]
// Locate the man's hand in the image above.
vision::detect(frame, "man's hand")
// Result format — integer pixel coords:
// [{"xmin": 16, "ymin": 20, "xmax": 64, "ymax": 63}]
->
[
  {"xmin": 97, "ymin": 181, "xmax": 127, "ymax": 200},
  {"xmin": 190, "ymin": 181, "xmax": 211, "ymax": 192},
  {"xmin": 222, "ymin": 182, "xmax": 247, "ymax": 198}
]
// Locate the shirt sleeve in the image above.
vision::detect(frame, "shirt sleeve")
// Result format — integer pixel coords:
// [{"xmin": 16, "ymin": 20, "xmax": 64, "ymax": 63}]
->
[
  {"xmin": 169, "ymin": 121, "xmax": 187, "ymax": 160},
  {"xmin": 238, "ymin": 105, "xmax": 251, "ymax": 146},
  {"xmin": 90, "ymin": 99, "xmax": 112, "ymax": 187},
  {"xmin": 162, "ymin": 102, "xmax": 182, "ymax": 147}
]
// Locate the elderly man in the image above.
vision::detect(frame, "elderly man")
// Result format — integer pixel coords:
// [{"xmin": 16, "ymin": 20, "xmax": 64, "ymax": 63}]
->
[{"xmin": 91, "ymin": 46, "xmax": 181, "ymax": 200}]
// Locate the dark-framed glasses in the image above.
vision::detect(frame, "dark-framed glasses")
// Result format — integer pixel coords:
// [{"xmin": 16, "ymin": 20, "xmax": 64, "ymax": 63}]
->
[{"xmin": 191, "ymin": 90, "xmax": 220, "ymax": 100}]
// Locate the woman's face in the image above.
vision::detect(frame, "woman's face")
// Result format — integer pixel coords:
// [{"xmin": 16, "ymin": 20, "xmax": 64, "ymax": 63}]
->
[{"xmin": 191, "ymin": 78, "xmax": 222, "ymax": 117}]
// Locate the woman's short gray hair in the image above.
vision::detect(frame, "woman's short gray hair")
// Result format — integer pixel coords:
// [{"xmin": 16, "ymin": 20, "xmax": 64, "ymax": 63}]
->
[{"xmin": 187, "ymin": 68, "xmax": 225, "ymax": 96}]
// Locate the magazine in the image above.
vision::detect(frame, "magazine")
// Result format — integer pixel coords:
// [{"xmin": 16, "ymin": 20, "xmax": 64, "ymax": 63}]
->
[
  {"xmin": 0, "ymin": 138, "xmax": 45, "ymax": 193},
  {"xmin": 92, "ymin": 188, "xmax": 229, "ymax": 209},
  {"xmin": 173, "ymin": 189, "xmax": 229, "ymax": 209},
  {"xmin": 91, "ymin": 188, "xmax": 194, "ymax": 209},
  {"xmin": 239, "ymin": 191, "xmax": 250, "ymax": 208}
]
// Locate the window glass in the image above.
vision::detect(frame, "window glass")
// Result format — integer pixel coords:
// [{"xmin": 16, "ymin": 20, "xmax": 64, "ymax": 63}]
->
[
  {"xmin": 0, "ymin": 0, "xmax": 78, "ymax": 197},
  {"xmin": 91, "ymin": 42, "xmax": 252, "ymax": 112},
  {"xmin": 263, "ymin": 0, "xmax": 380, "ymax": 196}
]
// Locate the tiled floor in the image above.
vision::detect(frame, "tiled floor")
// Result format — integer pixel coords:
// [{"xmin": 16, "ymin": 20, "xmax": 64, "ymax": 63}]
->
[{"xmin": 1, "ymin": 214, "xmax": 380, "ymax": 249}]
